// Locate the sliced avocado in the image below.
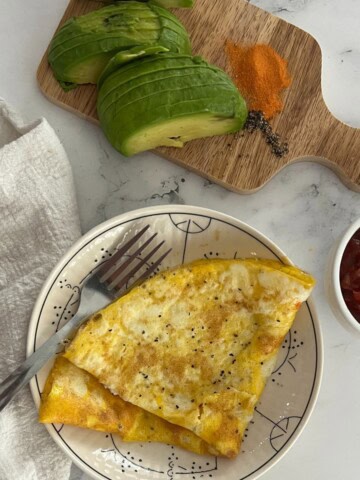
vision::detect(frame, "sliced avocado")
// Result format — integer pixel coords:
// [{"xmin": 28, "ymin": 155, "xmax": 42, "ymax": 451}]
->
[
  {"xmin": 102, "ymin": 1, "xmax": 194, "ymax": 8},
  {"xmin": 97, "ymin": 45, "xmax": 169, "ymax": 88},
  {"xmin": 48, "ymin": 1, "xmax": 191, "ymax": 89},
  {"xmin": 123, "ymin": 113, "xmax": 242, "ymax": 154},
  {"xmin": 151, "ymin": 0, "xmax": 194, "ymax": 7},
  {"xmin": 97, "ymin": 53, "xmax": 247, "ymax": 156}
]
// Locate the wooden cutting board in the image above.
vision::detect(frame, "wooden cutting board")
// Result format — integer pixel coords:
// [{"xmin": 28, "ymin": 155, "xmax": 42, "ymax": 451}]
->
[{"xmin": 37, "ymin": 0, "xmax": 360, "ymax": 193}]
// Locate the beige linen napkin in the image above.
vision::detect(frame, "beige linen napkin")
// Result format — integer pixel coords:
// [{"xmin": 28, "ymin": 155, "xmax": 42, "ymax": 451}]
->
[{"xmin": 0, "ymin": 98, "xmax": 81, "ymax": 480}]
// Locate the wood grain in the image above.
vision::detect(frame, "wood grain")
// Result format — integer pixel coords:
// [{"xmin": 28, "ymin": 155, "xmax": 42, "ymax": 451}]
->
[{"xmin": 37, "ymin": 0, "xmax": 360, "ymax": 193}]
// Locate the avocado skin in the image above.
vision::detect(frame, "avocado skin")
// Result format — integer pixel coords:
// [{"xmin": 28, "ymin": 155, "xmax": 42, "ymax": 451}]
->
[
  {"xmin": 152, "ymin": 0, "xmax": 194, "ymax": 6},
  {"xmin": 48, "ymin": 2, "xmax": 191, "ymax": 86},
  {"xmin": 106, "ymin": 1, "xmax": 194, "ymax": 7},
  {"xmin": 97, "ymin": 53, "xmax": 248, "ymax": 156},
  {"xmin": 149, "ymin": 3, "xmax": 191, "ymax": 54},
  {"xmin": 97, "ymin": 45, "xmax": 169, "ymax": 88}
]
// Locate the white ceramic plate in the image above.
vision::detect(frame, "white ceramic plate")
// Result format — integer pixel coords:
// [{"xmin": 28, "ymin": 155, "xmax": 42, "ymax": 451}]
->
[{"xmin": 27, "ymin": 205, "xmax": 323, "ymax": 480}]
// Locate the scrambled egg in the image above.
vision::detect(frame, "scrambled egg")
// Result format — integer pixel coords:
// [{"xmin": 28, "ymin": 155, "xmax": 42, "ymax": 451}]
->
[{"xmin": 64, "ymin": 258, "xmax": 315, "ymax": 457}]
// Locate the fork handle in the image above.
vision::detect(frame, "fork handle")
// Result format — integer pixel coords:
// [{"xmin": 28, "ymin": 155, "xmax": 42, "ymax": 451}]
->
[
  {"xmin": 0, "ymin": 313, "xmax": 85, "ymax": 412},
  {"xmin": 0, "ymin": 357, "xmax": 44, "ymax": 412}
]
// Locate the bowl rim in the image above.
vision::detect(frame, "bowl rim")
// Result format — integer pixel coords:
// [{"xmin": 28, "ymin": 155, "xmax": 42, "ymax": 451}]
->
[{"xmin": 332, "ymin": 217, "xmax": 360, "ymax": 332}]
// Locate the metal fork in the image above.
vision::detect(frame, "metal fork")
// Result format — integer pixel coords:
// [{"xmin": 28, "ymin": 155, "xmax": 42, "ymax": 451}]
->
[{"xmin": 0, "ymin": 225, "xmax": 171, "ymax": 412}]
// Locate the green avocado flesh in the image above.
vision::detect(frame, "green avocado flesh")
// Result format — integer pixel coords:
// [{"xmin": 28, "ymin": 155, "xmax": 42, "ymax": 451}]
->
[
  {"xmin": 97, "ymin": 54, "xmax": 248, "ymax": 156},
  {"xmin": 48, "ymin": 1, "xmax": 191, "ymax": 87}
]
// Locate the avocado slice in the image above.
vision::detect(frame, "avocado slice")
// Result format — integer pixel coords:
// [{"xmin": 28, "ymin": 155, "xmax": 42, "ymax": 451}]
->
[
  {"xmin": 151, "ymin": 0, "xmax": 194, "ymax": 7},
  {"xmin": 48, "ymin": 1, "xmax": 191, "ymax": 88},
  {"xmin": 97, "ymin": 53, "xmax": 247, "ymax": 156},
  {"xmin": 102, "ymin": 1, "xmax": 194, "ymax": 8},
  {"xmin": 98, "ymin": 45, "xmax": 169, "ymax": 88}
]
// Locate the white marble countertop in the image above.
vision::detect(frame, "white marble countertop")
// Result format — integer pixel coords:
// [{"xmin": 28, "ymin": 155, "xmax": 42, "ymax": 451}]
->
[{"xmin": 1, "ymin": 0, "xmax": 360, "ymax": 479}]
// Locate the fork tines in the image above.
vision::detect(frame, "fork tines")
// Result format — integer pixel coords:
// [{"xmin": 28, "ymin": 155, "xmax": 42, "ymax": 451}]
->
[{"xmin": 98, "ymin": 225, "xmax": 171, "ymax": 292}]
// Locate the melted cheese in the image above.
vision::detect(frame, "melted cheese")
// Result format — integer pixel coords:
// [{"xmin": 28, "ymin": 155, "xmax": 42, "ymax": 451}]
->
[{"xmin": 64, "ymin": 258, "xmax": 315, "ymax": 457}]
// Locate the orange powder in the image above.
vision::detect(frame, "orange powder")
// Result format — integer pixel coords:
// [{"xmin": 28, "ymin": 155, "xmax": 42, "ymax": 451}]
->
[{"xmin": 225, "ymin": 41, "xmax": 292, "ymax": 119}]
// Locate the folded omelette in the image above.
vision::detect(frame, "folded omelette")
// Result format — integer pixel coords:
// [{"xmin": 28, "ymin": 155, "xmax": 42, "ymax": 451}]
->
[
  {"xmin": 61, "ymin": 258, "xmax": 315, "ymax": 458},
  {"xmin": 40, "ymin": 356, "xmax": 214, "ymax": 455}
]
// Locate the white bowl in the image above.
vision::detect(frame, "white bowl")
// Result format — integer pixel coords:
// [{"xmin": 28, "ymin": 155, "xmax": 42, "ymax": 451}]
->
[{"xmin": 325, "ymin": 218, "xmax": 360, "ymax": 335}]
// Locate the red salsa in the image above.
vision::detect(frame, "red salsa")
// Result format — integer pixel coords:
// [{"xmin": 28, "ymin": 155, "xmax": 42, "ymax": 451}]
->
[{"xmin": 340, "ymin": 229, "xmax": 360, "ymax": 322}]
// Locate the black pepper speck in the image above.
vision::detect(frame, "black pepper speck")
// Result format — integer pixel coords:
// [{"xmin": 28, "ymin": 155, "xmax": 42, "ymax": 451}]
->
[{"xmin": 244, "ymin": 110, "xmax": 289, "ymax": 158}]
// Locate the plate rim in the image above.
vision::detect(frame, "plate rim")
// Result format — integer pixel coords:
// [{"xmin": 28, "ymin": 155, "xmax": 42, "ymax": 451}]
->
[{"xmin": 27, "ymin": 204, "xmax": 324, "ymax": 480}]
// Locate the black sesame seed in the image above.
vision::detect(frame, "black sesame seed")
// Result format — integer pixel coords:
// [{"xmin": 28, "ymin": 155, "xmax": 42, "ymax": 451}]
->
[
  {"xmin": 244, "ymin": 110, "xmax": 289, "ymax": 158},
  {"xmin": 176, "ymin": 405, "xmax": 179, "ymax": 409}
]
